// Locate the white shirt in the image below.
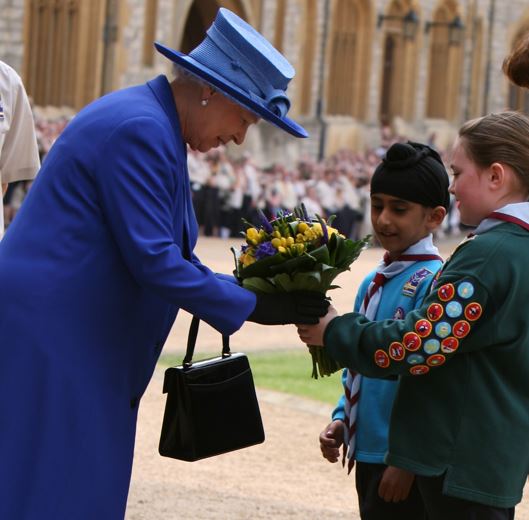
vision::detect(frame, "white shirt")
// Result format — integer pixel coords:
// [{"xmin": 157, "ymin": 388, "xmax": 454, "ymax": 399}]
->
[{"xmin": 0, "ymin": 61, "xmax": 40, "ymax": 236}]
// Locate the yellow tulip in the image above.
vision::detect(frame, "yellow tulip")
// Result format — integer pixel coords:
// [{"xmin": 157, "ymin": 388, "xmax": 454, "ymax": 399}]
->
[
  {"xmin": 297, "ymin": 222, "xmax": 309, "ymax": 233},
  {"xmin": 271, "ymin": 238, "xmax": 282, "ymax": 249}
]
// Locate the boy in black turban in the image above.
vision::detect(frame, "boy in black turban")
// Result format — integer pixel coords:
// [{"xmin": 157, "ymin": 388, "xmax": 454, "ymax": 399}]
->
[{"xmin": 315, "ymin": 141, "xmax": 449, "ymax": 519}]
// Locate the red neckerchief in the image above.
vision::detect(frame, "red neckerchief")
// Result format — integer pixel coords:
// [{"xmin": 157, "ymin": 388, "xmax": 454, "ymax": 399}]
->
[
  {"xmin": 383, "ymin": 252, "xmax": 443, "ymax": 264},
  {"xmin": 488, "ymin": 211, "xmax": 529, "ymax": 232}
]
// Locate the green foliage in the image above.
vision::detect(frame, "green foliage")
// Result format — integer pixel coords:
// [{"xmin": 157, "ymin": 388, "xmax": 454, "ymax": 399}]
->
[
  {"xmin": 233, "ymin": 205, "xmax": 372, "ymax": 378},
  {"xmin": 158, "ymin": 350, "xmax": 344, "ymax": 405}
]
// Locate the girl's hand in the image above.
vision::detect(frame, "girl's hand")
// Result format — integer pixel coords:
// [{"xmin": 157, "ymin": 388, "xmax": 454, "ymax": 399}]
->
[
  {"xmin": 378, "ymin": 466, "xmax": 415, "ymax": 502},
  {"xmin": 296, "ymin": 305, "xmax": 338, "ymax": 346}
]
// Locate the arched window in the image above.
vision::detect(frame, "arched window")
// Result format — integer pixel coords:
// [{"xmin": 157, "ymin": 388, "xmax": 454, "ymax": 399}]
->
[
  {"xmin": 181, "ymin": 0, "xmax": 246, "ymax": 53},
  {"xmin": 326, "ymin": 0, "xmax": 371, "ymax": 119},
  {"xmin": 24, "ymin": 0, "xmax": 110, "ymax": 109},
  {"xmin": 274, "ymin": 0, "xmax": 286, "ymax": 53},
  {"xmin": 143, "ymin": 0, "xmax": 159, "ymax": 67},
  {"xmin": 378, "ymin": 1, "xmax": 420, "ymax": 123},
  {"xmin": 425, "ymin": 1, "xmax": 464, "ymax": 120},
  {"xmin": 467, "ymin": 15, "xmax": 484, "ymax": 118},
  {"xmin": 299, "ymin": 0, "xmax": 316, "ymax": 115}
]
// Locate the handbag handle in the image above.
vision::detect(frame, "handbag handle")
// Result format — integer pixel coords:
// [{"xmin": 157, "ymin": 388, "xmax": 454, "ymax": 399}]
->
[{"xmin": 183, "ymin": 316, "xmax": 231, "ymax": 368}]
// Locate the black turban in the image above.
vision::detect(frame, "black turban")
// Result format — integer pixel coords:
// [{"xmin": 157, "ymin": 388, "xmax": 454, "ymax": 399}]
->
[{"xmin": 371, "ymin": 141, "xmax": 450, "ymax": 210}]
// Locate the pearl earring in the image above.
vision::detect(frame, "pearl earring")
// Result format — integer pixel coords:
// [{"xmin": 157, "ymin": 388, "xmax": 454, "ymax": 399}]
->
[{"xmin": 201, "ymin": 99, "xmax": 208, "ymax": 106}]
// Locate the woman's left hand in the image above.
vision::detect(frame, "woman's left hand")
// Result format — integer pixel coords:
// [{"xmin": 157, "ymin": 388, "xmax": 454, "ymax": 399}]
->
[{"xmin": 296, "ymin": 305, "xmax": 338, "ymax": 346}]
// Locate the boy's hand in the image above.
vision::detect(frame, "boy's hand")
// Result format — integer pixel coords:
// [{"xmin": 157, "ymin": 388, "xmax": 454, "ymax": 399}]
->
[
  {"xmin": 378, "ymin": 466, "xmax": 415, "ymax": 502},
  {"xmin": 296, "ymin": 305, "xmax": 338, "ymax": 346},
  {"xmin": 319, "ymin": 420, "xmax": 344, "ymax": 463}
]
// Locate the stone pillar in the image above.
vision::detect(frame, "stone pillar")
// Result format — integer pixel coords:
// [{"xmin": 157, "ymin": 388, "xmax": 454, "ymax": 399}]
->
[{"xmin": 0, "ymin": 0, "xmax": 26, "ymax": 74}]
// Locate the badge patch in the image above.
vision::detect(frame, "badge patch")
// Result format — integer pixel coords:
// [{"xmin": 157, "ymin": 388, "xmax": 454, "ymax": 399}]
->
[
  {"xmin": 427, "ymin": 354, "xmax": 446, "ymax": 366},
  {"xmin": 453, "ymin": 320, "xmax": 470, "ymax": 338},
  {"xmin": 438, "ymin": 283, "xmax": 455, "ymax": 302},
  {"xmin": 402, "ymin": 268, "xmax": 432, "ymax": 297},
  {"xmin": 445, "ymin": 301, "xmax": 463, "ymax": 318},
  {"xmin": 424, "ymin": 338, "xmax": 441, "ymax": 354},
  {"xmin": 465, "ymin": 302, "xmax": 482, "ymax": 321},
  {"xmin": 407, "ymin": 354, "xmax": 425, "ymax": 365},
  {"xmin": 403, "ymin": 332, "xmax": 422, "ymax": 351},
  {"xmin": 441, "ymin": 336, "xmax": 459, "ymax": 353},
  {"xmin": 410, "ymin": 365, "xmax": 430, "ymax": 375},
  {"xmin": 434, "ymin": 321, "xmax": 451, "ymax": 338},
  {"xmin": 389, "ymin": 342, "xmax": 405, "ymax": 361},
  {"xmin": 393, "ymin": 307, "xmax": 406, "ymax": 320},
  {"xmin": 415, "ymin": 319, "xmax": 432, "ymax": 337},
  {"xmin": 374, "ymin": 349, "xmax": 390, "ymax": 368},
  {"xmin": 457, "ymin": 282, "xmax": 474, "ymax": 299},
  {"xmin": 427, "ymin": 303, "xmax": 444, "ymax": 322}
]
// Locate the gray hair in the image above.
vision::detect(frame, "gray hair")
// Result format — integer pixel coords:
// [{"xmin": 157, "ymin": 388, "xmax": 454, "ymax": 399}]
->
[{"xmin": 171, "ymin": 63, "xmax": 207, "ymax": 88}]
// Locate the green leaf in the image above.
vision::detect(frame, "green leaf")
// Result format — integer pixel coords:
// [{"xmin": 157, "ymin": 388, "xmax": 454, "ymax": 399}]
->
[
  {"xmin": 272, "ymin": 273, "xmax": 296, "ymax": 292},
  {"xmin": 289, "ymin": 271, "xmax": 324, "ymax": 292},
  {"xmin": 239, "ymin": 252, "xmax": 285, "ymax": 279},
  {"xmin": 241, "ymin": 277, "xmax": 278, "ymax": 294},
  {"xmin": 269, "ymin": 253, "xmax": 316, "ymax": 275},
  {"xmin": 306, "ymin": 244, "xmax": 330, "ymax": 265}
]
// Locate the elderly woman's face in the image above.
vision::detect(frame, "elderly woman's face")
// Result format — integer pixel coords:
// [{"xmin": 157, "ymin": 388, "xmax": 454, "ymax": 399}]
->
[{"xmin": 188, "ymin": 93, "xmax": 260, "ymax": 153}]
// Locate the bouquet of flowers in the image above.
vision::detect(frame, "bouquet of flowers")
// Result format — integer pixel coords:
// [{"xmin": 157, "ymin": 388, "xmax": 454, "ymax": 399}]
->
[{"xmin": 232, "ymin": 205, "xmax": 370, "ymax": 378}]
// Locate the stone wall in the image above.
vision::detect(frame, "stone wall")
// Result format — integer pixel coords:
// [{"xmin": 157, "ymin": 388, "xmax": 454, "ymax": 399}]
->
[
  {"xmin": 0, "ymin": 0, "xmax": 26, "ymax": 73},
  {"xmin": 2, "ymin": 0, "xmax": 529, "ymax": 163}
]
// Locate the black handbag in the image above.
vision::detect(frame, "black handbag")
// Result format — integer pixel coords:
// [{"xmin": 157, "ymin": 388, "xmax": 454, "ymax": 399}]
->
[{"xmin": 159, "ymin": 316, "xmax": 265, "ymax": 461}]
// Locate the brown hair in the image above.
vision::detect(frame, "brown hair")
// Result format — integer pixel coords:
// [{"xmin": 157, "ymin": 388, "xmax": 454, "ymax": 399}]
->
[
  {"xmin": 459, "ymin": 111, "xmax": 529, "ymax": 191},
  {"xmin": 503, "ymin": 35, "xmax": 529, "ymax": 88}
]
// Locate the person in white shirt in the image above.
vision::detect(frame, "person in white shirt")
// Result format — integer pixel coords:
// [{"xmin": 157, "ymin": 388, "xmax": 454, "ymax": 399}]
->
[{"xmin": 0, "ymin": 60, "xmax": 40, "ymax": 237}]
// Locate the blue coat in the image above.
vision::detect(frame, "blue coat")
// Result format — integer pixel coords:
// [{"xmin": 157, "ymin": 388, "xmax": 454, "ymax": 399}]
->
[{"xmin": 0, "ymin": 75, "xmax": 256, "ymax": 519}]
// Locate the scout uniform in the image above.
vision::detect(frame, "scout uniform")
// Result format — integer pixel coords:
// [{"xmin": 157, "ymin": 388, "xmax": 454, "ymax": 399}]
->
[
  {"xmin": 325, "ymin": 205, "xmax": 529, "ymax": 509},
  {"xmin": 0, "ymin": 60, "xmax": 40, "ymax": 236}
]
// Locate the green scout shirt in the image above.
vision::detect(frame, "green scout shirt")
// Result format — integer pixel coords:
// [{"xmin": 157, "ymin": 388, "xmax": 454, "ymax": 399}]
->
[{"xmin": 324, "ymin": 222, "xmax": 529, "ymax": 508}]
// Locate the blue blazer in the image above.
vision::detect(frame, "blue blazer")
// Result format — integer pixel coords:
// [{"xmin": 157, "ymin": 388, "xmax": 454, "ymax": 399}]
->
[{"xmin": 0, "ymin": 75, "xmax": 256, "ymax": 519}]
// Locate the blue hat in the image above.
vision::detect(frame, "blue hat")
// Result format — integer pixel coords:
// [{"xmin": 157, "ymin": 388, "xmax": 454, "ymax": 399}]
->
[{"xmin": 154, "ymin": 8, "xmax": 307, "ymax": 138}]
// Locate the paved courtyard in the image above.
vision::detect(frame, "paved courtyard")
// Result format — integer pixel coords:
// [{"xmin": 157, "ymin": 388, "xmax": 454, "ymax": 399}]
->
[{"xmin": 126, "ymin": 236, "xmax": 529, "ymax": 519}]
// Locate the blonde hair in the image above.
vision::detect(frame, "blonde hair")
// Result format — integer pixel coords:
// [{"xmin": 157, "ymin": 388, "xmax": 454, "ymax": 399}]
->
[{"xmin": 458, "ymin": 111, "xmax": 529, "ymax": 192}]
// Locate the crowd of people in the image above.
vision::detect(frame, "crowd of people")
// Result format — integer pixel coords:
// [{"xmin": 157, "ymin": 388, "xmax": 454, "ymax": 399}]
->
[
  {"xmin": 187, "ymin": 128, "xmax": 461, "ymax": 242},
  {"xmin": 4, "ymin": 103, "xmax": 463, "ymax": 241}
]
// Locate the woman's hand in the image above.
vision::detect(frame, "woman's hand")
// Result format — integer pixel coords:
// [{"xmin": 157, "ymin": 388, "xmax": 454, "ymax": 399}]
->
[
  {"xmin": 296, "ymin": 305, "xmax": 338, "ymax": 346},
  {"xmin": 378, "ymin": 466, "xmax": 415, "ymax": 502}
]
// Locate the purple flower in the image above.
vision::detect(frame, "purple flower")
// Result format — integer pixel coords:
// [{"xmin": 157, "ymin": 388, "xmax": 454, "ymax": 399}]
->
[
  {"xmin": 316, "ymin": 214, "xmax": 329, "ymax": 244},
  {"xmin": 254, "ymin": 241, "xmax": 276, "ymax": 260},
  {"xmin": 321, "ymin": 220, "xmax": 329, "ymax": 243},
  {"xmin": 257, "ymin": 209, "xmax": 273, "ymax": 233}
]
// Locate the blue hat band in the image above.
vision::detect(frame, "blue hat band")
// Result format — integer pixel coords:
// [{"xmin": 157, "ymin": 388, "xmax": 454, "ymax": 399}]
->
[{"xmin": 190, "ymin": 24, "xmax": 291, "ymax": 118}]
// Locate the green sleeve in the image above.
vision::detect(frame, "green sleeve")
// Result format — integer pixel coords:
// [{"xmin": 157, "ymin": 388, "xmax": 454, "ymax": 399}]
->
[{"xmin": 324, "ymin": 276, "xmax": 490, "ymax": 379}]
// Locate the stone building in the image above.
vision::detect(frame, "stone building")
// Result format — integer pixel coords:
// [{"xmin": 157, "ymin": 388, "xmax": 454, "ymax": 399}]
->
[{"xmin": 1, "ymin": 0, "xmax": 528, "ymax": 166}]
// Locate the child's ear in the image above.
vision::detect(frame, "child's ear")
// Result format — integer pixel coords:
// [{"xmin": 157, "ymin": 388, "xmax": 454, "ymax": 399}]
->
[
  {"xmin": 488, "ymin": 162, "xmax": 506, "ymax": 190},
  {"xmin": 427, "ymin": 206, "xmax": 447, "ymax": 230}
]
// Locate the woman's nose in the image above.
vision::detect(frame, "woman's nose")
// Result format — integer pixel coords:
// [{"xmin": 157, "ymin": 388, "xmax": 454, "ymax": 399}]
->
[{"xmin": 233, "ymin": 126, "xmax": 249, "ymax": 145}]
